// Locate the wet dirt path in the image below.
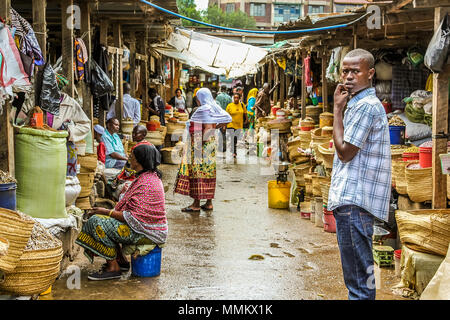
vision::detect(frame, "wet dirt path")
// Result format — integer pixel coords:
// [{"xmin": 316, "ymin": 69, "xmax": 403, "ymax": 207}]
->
[{"xmin": 46, "ymin": 157, "xmax": 402, "ymax": 300}]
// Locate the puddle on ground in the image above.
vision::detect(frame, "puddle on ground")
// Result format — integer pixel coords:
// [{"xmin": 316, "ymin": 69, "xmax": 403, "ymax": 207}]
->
[
  {"xmin": 296, "ymin": 247, "xmax": 313, "ymax": 254},
  {"xmin": 283, "ymin": 251, "xmax": 295, "ymax": 258}
]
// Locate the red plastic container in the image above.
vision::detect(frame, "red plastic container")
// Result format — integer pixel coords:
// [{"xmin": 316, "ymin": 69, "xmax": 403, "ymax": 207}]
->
[
  {"xmin": 301, "ymin": 212, "xmax": 311, "ymax": 219},
  {"xmin": 323, "ymin": 208, "xmax": 336, "ymax": 233},
  {"xmin": 300, "ymin": 125, "xmax": 315, "ymax": 131},
  {"xmin": 402, "ymin": 152, "xmax": 419, "ymax": 162},
  {"xmin": 419, "ymin": 147, "xmax": 432, "ymax": 168},
  {"xmin": 272, "ymin": 106, "xmax": 281, "ymax": 116},
  {"xmin": 394, "ymin": 249, "xmax": 402, "ymax": 260}
]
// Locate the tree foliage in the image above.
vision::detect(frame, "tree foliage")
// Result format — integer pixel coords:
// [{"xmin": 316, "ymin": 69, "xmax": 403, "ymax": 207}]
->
[{"xmin": 176, "ymin": 1, "xmax": 257, "ymax": 29}]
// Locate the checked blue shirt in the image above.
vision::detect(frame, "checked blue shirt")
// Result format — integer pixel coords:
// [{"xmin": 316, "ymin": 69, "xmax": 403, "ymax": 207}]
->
[{"xmin": 328, "ymin": 87, "xmax": 391, "ymax": 222}]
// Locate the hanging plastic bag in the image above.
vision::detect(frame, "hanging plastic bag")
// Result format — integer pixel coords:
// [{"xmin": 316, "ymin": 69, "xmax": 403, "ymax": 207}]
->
[
  {"xmin": 90, "ymin": 59, "xmax": 114, "ymax": 97},
  {"xmin": 39, "ymin": 63, "xmax": 61, "ymax": 115},
  {"xmin": 425, "ymin": 13, "xmax": 450, "ymax": 73}
]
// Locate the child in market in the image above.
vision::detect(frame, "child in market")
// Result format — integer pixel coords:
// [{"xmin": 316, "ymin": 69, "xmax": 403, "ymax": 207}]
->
[{"xmin": 94, "ymin": 125, "xmax": 106, "ymax": 164}]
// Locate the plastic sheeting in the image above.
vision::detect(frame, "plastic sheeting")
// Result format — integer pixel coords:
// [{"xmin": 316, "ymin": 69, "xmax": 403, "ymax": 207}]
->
[
  {"xmin": 153, "ymin": 28, "xmax": 268, "ymax": 79},
  {"xmin": 420, "ymin": 245, "xmax": 450, "ymax": 300}
]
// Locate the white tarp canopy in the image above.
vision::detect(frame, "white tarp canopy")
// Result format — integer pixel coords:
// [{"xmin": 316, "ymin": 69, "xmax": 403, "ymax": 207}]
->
[{"xmin": 153, "ymin": 28, "xmax": 268, "ymax": 78}]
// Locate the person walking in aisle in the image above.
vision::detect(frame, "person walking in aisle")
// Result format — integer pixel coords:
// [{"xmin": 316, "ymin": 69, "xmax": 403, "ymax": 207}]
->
[{"xmin": 327, "ymin": 48, "xmax": 391, "ymax": 300}]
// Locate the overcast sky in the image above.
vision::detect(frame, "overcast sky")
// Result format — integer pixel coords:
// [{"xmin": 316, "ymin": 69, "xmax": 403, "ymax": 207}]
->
[{"xmin": 195, "ymin": 0, "xmax": 209, "ymax": 11}]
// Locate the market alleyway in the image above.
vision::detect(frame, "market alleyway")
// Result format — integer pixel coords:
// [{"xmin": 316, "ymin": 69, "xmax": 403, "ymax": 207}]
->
[{"xmin": 46, "ymin": 155, "xmax": 400, "ymax": 300}]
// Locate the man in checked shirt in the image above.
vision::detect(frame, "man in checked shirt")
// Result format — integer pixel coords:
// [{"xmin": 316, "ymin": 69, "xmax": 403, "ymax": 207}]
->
[{"xmin": 328, "ymin": 49, "xmax": 391, "ymax": 300}]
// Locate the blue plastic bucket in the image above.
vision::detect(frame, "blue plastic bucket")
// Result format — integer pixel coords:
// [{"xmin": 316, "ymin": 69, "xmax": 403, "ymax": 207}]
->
[
  {"xmin": 0, "ymin": 182, "xmax": 17, "ymax": 211},
  {"xmin": 131, "ymin": 246, "xmax": 162, "ymax": 277},
  {"xmin": 389, "ymin": 126, "xmax": 405, "ymax": 145}
]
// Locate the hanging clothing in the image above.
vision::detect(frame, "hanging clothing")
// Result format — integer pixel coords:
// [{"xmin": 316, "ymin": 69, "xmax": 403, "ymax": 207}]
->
[
  {"xmin": 10, "ymin": 8, "xmax": 45, "ymax": 67},
  {"xmin": 92, "ymin": 29, "xmax": 111, "ymax": 112},
  {"xmin": 74, "ymin": 38, "xmax": 88, "ymax": 82},
  {"xmin": 304, "ymin": 56, "xmax": 313, "ymax": 88}
]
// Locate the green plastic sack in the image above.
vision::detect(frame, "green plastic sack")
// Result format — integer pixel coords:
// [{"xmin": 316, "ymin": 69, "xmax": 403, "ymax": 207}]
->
[{"xmin": 15, "ymin": 127, "xmax": 69, "ymax": 219}]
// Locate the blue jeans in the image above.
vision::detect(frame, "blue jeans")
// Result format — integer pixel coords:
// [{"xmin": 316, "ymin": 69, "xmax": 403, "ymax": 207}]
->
[{"xmin": 333, "ymin": 205, "xmax": 375, "ymax": 300}]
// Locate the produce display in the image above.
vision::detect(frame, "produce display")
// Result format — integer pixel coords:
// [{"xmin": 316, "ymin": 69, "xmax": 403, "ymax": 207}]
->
[
  {"xmin": 0, "ymin": 170, "xmax": 16, "ymax": 184},
  {"xmin": 389, "ymin": 115, "xmax": 406, "ymax": 126}
]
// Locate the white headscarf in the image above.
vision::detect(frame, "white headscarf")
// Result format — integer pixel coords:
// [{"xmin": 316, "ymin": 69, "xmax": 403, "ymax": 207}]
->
[{"xmin": 190, "ymin": 88, "xmax": 232, "ymax": 124}]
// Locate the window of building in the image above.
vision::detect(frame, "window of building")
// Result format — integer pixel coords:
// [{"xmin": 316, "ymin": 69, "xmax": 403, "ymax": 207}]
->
[
  {"xmin": 250, "ymin": 3, "xmax": 266, "ymax": 17},
  {"xmin": 335, "ymin": 4, "xmax": 361, "ymax": 13},
  {"xmin": 226, "ymin": 3, "xmax": 235, "ymax": 13},
  {"xmin": 308, "ymin": 5, "xmax": 324, "ymax": 14},
  {"xmin": 274, "ymin": 4, "xmax": 302, "ymax": 23}
]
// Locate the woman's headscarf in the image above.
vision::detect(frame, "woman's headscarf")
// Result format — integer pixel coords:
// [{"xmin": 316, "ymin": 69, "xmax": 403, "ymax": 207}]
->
[
  {"xmin": 133, "ymin": 144, "xmax": 162, "ymax": 178},
  {"xmin": 190, "ymin": 88, "xmax": 232, "ymax": 124},
  {"xmin": 247, "ymin": 88, "xmax": 258, "ymax": 104}
]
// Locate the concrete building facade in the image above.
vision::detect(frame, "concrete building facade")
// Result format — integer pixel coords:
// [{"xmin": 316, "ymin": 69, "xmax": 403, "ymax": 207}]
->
[{"xmin": 207, "ymin": 0, "xmax": 368, "ymax": 28}]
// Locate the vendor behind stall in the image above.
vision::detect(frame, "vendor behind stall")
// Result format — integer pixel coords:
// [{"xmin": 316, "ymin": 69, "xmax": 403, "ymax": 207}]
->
[{"xmin": 103, "ymin": 118, "xmax": 128, "ymax": 169}]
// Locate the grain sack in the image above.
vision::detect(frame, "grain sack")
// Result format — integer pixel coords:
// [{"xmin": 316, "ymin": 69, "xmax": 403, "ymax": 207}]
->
[
  {"xmin": 395, "ymin": 209, "xmax": 450, "ymax": 256},
  {"xmin": 15, "ymin": 127, "xmax": 68, "ymax": 219}
]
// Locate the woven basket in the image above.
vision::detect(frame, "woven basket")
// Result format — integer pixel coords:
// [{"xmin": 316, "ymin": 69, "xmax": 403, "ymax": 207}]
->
[
  {"xmin": 75, "ymin": 196, "xmax": 92, "ymax": 210},
  {"xmin": 167, "ymin": 122, "xmax": 186, "ymax": 135},
  {"xmin": 159, "ymin": 125, "xmax": 168, "ymax": 139},
  {"xmin": 312, "ymin": 176, "xmax": 331, "ymax": 197},
  {"xmin": 121, "ymin": 120, "xmax": 134, "ymax": 135},
  {"xmin": 293, "ymin": 163, "xmax": 311, "ymax": 186},
  {"xmin": 321, "ymin": 182, "xmax": 331, "ymax": 207},
  {"xmin": 395, "ymin": 209, "xmax": 450, "ymax": 256},
  {"xmin": 299, "ymin": 130, "xmax": 312, "ymax": 148},
  {"xmin": 405, "ymin": 162, "xmax": 432, "ymax": 202},
  {"xmin": 391, "ymin": 146, "xmax": 408, "ymax": 161},
  {"xmin": 319, "ymin": 112, "xmax": 334, "ymax": 128},
  {"xmin": 0, "ymin": 237, "xmax": 9, "ymax": 257},
  {"xmin": 78, "ymin": 172, "xmax": 95, "ymax": 198},
  {"xmin": 267, "ymin": 120, "xmax": 292, "ymax": 132},
  {"xmin": 78, "ymin": 154, "xmax": 98, "ymax": 173},
  {"xmin": 392, "ymin": 159, "xmax": 411, "ymax": 195},
  {"xmin": 0, "ymin": 209, "xmax": 35, "ymax": 273},
  {"xmin": 161, "ymin": 147, "xmax": 182, "ymax": 165},
  {"xmin": 318, "ymin": 143, "xmax": 335, "ymax": 169}
]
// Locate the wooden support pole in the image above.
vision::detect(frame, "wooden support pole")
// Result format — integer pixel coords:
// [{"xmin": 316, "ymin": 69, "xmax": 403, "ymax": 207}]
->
[
  {"xmin": 273, "ymin": 65, "xmax": 279, "ymax": 104},
  {"xmin": 98, "ymin": 20, "xmax": 108, "ymax": 127},
  {"xmin": 0, "ymin": 0, "xmax": 11, "ymax": 25},
  {"xmin": 61, "ymin": 0, "xmax": 75, "ymax": 97},
  {"xmin": 32, "ymin": 0, "xmax": 47, "ymax": 59},
  {"xmin": 301, "ymin": 51, "xmax": 307, "ymax": 120},
  {"xmin": 113, "ymin": 23, "xmax": 123, "ymax": 125},
  {"xmin": 128, "ymin": 32, "xmax": 137, "ymax": 95},
  {"xmin": 143, "ymin": 29, "xmax": 149, "ymax": 120},
  {"xmin": 0, "ymin": 0, "xmax": 14, "ymax": 176},
  {"xmin": 321, "ymin": 51, "xmax": 329, "ymax": 112},
  {"xmin": 432, "ymin": 7, "xmax": 450, "ymax": 209},
  {"xmin": 80, "ymin": 1, "xmax": 94, "ymax": 151},
  {"xmin": 279, "ymin": 67, "xmax": 285, "ymax": 108},
  {"xmin": 268, "ymin": 60, "xmax": 273, "ymax": 91}
]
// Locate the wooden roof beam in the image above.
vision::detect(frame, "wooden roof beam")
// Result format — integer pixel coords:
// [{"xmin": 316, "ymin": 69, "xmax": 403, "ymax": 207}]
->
[
  {"xmin": 388, "ymin": 0, "xmax": 413, "ymax": 13},
  {"xmin": 413, "ymin": 0, "xmax": 450, "ymax": 9}
]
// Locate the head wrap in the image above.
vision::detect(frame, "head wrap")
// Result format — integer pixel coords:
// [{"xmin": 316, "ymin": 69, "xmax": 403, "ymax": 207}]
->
[
  {"xmin": 190, "ymin": 88, "xmax": 232, "ymax": 125},
  {"xmin": 94, "ymin": 124, "xmax": 105, "ymax": 135},
  {"xmin": 132, "ymin": 144, "xmax": 162, "ymax": 178},
  {"xmin": 247, "ymin": 88, "xmax": 259, "ymax": 103}
]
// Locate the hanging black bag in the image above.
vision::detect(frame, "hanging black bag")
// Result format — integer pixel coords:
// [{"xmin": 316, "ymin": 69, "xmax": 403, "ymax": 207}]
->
[
  {"xmin": 39, "ymin": 63, "xmax": 61, "ymax": 115},
  {"xmin": 90, "ymin": 59, "xmax": 114, "ymax": 97},
  {"xmin": 425, "ymin": 13, "xmax": 450, "ymax": 73}
]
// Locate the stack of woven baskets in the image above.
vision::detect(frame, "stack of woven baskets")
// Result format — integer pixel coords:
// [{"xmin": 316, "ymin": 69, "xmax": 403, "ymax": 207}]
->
[
  {"xmin": 396, "ymin": 209, "xmax": 450, "ymax": 256},
  {"xmin": 306, "ymin": 106, "xmax": 323, "ymax": 124},
  {"xmin": 0, "ymin": 208, "xmax": 63, "ymax": 296},
  {"xmin": 318, "ymin": 141, "xmax": 335, "ymax": 169},
  {"xmin": 405, "ymin": 161, "xmax": 432, "ymax": 202},
  {"xmin": 76, "ymin": 158, "xmax": 96, "ymax": 211}
]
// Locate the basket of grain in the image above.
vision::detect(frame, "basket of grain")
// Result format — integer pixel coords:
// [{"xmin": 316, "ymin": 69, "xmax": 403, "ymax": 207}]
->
[
  {"xmin": 0, "ymin": 220, "xmax": 63, "ymax": 295},
  {"xmin": 0, "ymin": 209, "xmax": 35, "ymax": 273},
  {"xmin": 78, "ymin": 154, "xmax": 98, "ymax": 173},
  {"xmin": 395, "ymin": 209, "xmax": 450, "ymax": 256},
  {"xmin": 167, "ymin": 121, "xmax": 186, "ymax": 135},
  {"xmin": 300, "ymin": 117, "xmax": 316, "ymax": 131},
  {"xmin": 405, "ymin": 161, "xmax": 432, "ymax": 202},
  {"xmin": 78, "ymin": 172, "xmax": 95, "ymax": 198}
]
